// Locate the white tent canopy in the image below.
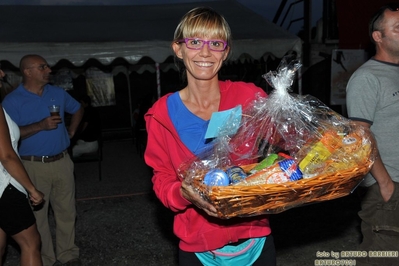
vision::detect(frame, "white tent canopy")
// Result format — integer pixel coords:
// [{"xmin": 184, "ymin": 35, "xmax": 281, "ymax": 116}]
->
[
  {"xmin": 0, "ymin": 0, "xmax": 302, "ymax": 67},
  {"xmin": 0, "ymin": 1, "xmax": 302, "ymax": 128}
]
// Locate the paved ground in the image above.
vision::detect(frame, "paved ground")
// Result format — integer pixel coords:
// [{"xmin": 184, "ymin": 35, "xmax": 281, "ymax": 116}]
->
[{"xmin": 3, "ymin": 139, "xmax": 364, "ymax": 266}]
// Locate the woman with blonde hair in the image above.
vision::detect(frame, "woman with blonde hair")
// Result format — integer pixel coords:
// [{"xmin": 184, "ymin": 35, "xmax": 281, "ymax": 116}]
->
[{"xmin": 144, "ymin": 7, "xmax": 276, "ymax": 266}]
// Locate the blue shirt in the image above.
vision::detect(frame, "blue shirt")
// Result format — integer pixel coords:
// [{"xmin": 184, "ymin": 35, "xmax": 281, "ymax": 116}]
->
[
  {"xmin": 167, "ymin": 92, "xmax": 212, "ymax": 155},
  {"xmin": 2, "ymin": 83, "xmax": 81, "ymax": 156}
]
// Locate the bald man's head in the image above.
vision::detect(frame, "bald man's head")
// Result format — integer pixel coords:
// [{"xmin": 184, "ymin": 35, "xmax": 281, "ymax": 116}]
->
[
  {"xmin": 19, "ymin": 54, "xmax": 45, "ymax": 73},
  {"xmin": 19, "ymin": 55, "xmax": 51, "ymax": 86}
]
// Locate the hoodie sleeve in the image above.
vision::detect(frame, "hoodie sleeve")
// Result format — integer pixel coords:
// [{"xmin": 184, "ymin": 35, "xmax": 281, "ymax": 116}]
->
[{"xmin": 144, "ymin": 99, "xmax": 192, "ymax": 212}]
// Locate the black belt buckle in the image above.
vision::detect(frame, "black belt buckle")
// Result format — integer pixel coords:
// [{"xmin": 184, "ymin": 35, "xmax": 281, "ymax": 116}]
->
[{"xmin": 41, "ymin": 150, "xmax": 65, "ymax": 163}]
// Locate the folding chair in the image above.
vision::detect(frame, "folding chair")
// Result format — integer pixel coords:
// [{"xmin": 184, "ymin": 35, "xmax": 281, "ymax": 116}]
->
[{"xmin": 72, "ymin": 134, "xmax": 103, "ymax": 181}]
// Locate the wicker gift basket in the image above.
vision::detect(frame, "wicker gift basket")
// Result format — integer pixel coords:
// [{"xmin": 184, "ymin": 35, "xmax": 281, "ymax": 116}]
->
[
  {"xmin": 179, "ymin": 56, "xmax": 376, "ymax": 219},
  {"xmin": 189, "ymin": 142, "xmax": 373, "ymax": 218}
]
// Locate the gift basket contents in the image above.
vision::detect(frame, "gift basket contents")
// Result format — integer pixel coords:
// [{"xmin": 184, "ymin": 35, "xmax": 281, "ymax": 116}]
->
[{"xmin": 178, "ymin": 56, "xmax": 376, "ymax": 219}]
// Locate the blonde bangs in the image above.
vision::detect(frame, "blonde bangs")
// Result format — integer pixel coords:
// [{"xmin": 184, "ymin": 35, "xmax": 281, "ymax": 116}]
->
[
  {"xmin": 174, "ymin": 7, "xmax": 231, "ymax": 43},
  {"xmin": 183, "ymin": 17, "xmax": 229, "ymax": 40}
]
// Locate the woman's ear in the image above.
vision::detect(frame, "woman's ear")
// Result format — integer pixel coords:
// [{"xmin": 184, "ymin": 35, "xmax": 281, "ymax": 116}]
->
[
  {"xmin": 172, "ymin": 42, "xmax": 183, "ymax": 59},
  {"xmin": 223, "ymin": 46, "xmax": 230, "ymax": 61}
]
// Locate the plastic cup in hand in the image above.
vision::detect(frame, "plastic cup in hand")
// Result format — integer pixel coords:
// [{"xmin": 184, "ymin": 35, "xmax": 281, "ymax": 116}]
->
[{"xmin": 48, "ymin": 105, "xmax": 60, "ymax": 116}]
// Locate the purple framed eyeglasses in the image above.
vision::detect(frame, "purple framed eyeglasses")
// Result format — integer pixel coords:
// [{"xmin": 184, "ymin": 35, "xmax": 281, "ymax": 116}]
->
[{"xmin": 177, "ymin": 38, "xmax": 228, "ymax": 52}]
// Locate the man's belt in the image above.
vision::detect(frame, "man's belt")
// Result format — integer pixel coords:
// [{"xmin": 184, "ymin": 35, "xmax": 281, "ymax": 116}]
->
[{"xmin": 20, "ymin": 150, "xmax": 68, "ymax": 163}]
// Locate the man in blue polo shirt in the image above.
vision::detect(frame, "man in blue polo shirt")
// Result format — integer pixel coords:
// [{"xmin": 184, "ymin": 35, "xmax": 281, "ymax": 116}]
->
[{"xmin": 2, "ymin": 54, "xmax": 84, "ymax": 266}]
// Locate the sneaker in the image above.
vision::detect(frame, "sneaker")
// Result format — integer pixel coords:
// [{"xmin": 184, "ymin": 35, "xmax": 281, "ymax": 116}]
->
[{"xmin": 63, "ymin": 258, "xmax": 81, "ymax": 266}]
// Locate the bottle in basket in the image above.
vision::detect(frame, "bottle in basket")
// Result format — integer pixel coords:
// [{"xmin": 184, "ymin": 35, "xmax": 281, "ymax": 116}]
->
[
  {"xmin": 279, "ymin": 159, "xmax": 302, "ymax": 181},
  {"xmin": 203, "ymin": 169, "xmax": 230, "ymax": 186},
  {"xmin": 226, "ymin": 166, "xmax": 247, "ymax": 184},
  {"xmin": 298, "ymin": 130, "xmax": 343, "ymax": 176}
]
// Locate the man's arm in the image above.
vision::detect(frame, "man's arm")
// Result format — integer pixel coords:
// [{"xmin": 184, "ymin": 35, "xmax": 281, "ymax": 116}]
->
[
  {"xmin": 356, "ymin": 121, "xmax": 395, "ymax": 202},
  {"xmin": 20, "ymin": 116, "xmax": 62, "ymax": 139},
  {"xmin": 67, "ymin": 106, "xmax": 84, "ymax": 139}
]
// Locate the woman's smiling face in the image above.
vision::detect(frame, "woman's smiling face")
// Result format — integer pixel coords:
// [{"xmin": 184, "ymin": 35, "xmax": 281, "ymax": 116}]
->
[
  {"xmin": 173, "ymin": 36, "xmax": 229, "ymax": 82},
  {"xmin": 171, "ymin": 7, "xmax": 232, "ymax": 82}
]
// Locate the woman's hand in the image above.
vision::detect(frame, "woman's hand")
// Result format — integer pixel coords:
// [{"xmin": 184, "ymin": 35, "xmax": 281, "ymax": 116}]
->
[
  {"xmin": 180, "ymin": 179, "xmax": 219, "ymax": 217},
  {"xmin": 29, "ymin": 188, "xmax": 45, "ymax": 206}
]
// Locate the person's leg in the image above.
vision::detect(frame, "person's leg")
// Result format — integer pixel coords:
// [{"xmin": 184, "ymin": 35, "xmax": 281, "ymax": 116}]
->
[
  {"xmin": 178, "ymin": 249, "xmax": 203, "ymax": 266},
  {"xmin": 0, "ymin": 228, "xmax": 7, "ymax": 266},
  {"xmin": 51, "ymin": 155, "xmax": 79, "ymax": 263},
  {"xmin": 11, "ymin": 224, "xmax": 42, "ymax": 266},
  {"xmin": 253, "ymin": 235, "xmax": 276, "ymax": 266},
  {"xmin": 0, "ymin": 184, "xmax": 42, "ymax": 266},
  {"xmin": 23, "ymin": 160, "xmax": 56, "ymax": 266}
]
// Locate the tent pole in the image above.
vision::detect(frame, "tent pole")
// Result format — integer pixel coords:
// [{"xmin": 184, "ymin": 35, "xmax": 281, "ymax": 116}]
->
[
  {"xmin": 156, "ymin": 63, "xmax": 161, "ymax": 99},
  {"xmin": 298, "ymin": 68, "xmax": 302, "ymax": 95},
  {"xmin": 126, "ymin": 68, "xmax": 133, "ymax": 127}
]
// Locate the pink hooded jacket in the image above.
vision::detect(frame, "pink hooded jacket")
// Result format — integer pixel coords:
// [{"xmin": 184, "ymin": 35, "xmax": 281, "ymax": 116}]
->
[{"xmin": 144, "ymin": 80, "xmax": 271, "ymax": 252}]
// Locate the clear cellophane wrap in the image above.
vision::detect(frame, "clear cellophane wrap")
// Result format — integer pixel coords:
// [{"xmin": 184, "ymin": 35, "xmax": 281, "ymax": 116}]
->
[{"xmin": 178, "ymin": 56, "xmax": 376, "ymax": 219}]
